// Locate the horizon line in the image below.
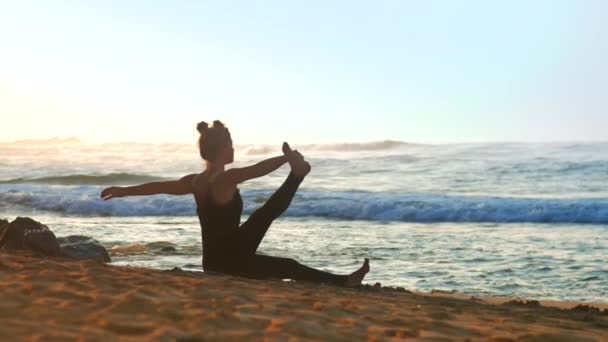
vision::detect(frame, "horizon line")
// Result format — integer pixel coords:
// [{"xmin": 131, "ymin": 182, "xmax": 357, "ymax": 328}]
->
[{"xmin": 1, "ymin": 136, "xmax": 607, "ymax": 146}]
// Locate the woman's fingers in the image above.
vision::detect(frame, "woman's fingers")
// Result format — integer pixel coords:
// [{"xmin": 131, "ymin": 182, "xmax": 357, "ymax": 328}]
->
[
  {"xmin": 100, "ymin": 188, "xmax": 109, "ymax": 198},
  {"xmin": 101, "ymin": 187, "xmax": 118, "ymax": 200}
]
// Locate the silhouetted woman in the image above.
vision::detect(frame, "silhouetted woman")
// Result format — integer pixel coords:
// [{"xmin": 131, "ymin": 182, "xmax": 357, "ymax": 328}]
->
[{"xmin": 101, "ymin": 120, "xmax": 369, "ymax": 286}]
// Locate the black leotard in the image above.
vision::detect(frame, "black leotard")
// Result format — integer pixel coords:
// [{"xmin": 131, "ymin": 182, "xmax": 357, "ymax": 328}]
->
[
  {"xmin": 193, "ymin": 185, "xmax": 243, "ymax": 271},
  {"xmin": 192, "ymin": 172, "xmax": 349, "ymax": 285}
]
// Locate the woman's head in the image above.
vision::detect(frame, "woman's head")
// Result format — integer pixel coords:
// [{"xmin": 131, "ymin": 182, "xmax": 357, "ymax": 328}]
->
[{"xmin": 197, "ymin": 120, "xmax": 233, "ymax": 164}]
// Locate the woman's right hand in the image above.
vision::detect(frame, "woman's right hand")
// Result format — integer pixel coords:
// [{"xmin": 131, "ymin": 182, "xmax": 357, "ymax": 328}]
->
[{"xmin": 100, "ymin": 186, "xmax": 127, "ymax": 200}]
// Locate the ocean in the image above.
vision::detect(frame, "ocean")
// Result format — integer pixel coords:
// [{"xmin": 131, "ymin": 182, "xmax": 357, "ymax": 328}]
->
[{"xmin": 1, "ymin": 139, "xmax": 607, "ymax": 303}]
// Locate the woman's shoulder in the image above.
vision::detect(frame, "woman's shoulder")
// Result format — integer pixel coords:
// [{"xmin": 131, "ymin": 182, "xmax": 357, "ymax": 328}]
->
[
  {"xmin": 184, "ymin": 172, "xmax": 207, "ymax": 195},
  {"xmin": 190, "ymin": 171, "xmax": 239, "ymax": 203},
  {"xmin": 179, "ymin": 173, "xmax": 200, "ymax": 184}
]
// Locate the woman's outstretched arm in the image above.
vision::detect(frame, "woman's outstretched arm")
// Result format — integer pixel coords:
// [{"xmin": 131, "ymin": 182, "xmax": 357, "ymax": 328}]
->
[
  {"xmin": 220, "ymin": 155, "xmax": 287, "ymax": 186},
  {"xmin": 100, "ymin": 174, "xmax": 196, "ymax": 200},
  {"xmin": 206, "ymin": 155, "xmax": 288, "ymax": 205}
]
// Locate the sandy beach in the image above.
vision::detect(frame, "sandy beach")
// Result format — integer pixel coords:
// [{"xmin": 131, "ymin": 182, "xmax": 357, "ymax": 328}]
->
[{"xmin": 1, "ymin": 252, "xmax": 606, "ymax": 341}]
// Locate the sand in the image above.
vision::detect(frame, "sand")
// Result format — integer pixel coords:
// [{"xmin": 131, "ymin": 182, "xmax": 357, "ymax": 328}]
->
[{"xmin": 1, "ymin": 252, "xmax": 606, "ymax": 341}]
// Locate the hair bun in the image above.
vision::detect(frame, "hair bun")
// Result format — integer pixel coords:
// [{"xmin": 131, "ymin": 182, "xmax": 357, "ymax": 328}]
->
[{"xmin": 196, "ymin": 121, "xmax": 209, "ymax": 134}]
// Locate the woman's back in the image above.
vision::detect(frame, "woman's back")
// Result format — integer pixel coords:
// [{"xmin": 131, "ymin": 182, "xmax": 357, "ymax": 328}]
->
[{"xmin": 191, "ymin": 172, "xmax": 243, "ymax": 270}]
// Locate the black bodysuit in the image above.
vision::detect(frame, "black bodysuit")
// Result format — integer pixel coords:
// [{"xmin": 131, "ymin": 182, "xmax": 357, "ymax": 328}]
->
[{"xmin": 193, "ymin": 172, "xmax": 347, "ymax": 285}]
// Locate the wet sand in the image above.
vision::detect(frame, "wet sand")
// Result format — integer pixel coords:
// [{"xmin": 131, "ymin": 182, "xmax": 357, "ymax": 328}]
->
[{"xmin": 1, "ymin": 252, "xmax": 606, "ymax": 341}]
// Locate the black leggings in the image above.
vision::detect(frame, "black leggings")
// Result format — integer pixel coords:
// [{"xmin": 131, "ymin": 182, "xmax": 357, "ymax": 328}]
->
[{"xmin": 229, "ymin": 172, "xmax": 348, "ymax": 286}]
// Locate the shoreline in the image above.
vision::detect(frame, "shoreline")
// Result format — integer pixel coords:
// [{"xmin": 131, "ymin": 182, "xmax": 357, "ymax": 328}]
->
[
  {"xmin": 3, "ymin": 213, "xmax": 606, "ymax": 305},
  {"xmin": 1, "ymin": 252, "xmax": 606, "ymax": 341}
]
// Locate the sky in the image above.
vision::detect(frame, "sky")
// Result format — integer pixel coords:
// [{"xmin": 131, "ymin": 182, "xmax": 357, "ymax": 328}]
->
[{"xmin": 1, "ymin": 0, "xmax": 607, "ymax": 144}]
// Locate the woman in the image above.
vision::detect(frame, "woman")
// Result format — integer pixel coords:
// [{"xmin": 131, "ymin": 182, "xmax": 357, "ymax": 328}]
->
[{"xmin": 101, "ymin": 120, "xmax": 369, "ymax": 286}]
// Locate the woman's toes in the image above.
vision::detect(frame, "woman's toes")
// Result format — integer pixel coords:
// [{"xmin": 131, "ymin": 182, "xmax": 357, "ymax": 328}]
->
[{"xmin": 282, "ymin": 142, "xmax": 294, "ymax": 156}]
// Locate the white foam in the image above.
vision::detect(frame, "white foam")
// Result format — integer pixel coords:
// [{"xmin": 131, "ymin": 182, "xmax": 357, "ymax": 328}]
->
[{"xmin": 2, "ymin": 184, "xmax": 607, "ymax": 223}]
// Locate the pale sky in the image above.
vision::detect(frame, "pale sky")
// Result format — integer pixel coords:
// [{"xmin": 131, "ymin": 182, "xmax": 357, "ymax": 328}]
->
[{"xmin": 1, "ymin": 0, "xmax": 606, "ymax": 143}]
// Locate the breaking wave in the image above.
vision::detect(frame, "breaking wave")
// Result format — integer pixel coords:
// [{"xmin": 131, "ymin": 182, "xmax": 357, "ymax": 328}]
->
[
  {"xmin": 242, "ymin": 140, "xmax": 410, "ymax": 155},
  {"xmin": 0, "ymin": 173, "xmax": 168, "ymax": 185},
  {"xmin": 2, "ymin": 185, "xmax": 607, "ymax": 224}
]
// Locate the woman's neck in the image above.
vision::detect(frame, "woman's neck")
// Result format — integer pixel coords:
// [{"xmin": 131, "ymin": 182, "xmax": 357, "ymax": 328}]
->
[{"xmin": 205, "ymin": 161, "xmax": 225, "ymax": 174}]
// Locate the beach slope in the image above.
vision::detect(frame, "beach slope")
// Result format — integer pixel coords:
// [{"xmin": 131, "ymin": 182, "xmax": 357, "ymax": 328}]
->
[{"xmin": 1, "ymin": 252, "xmax": 606, "ymax": 341}]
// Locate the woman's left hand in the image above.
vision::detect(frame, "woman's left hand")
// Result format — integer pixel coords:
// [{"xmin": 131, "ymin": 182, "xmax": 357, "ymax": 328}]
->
[{"xmin": 100, "ymin": 187, "xmax": 127, "ymax": 200}]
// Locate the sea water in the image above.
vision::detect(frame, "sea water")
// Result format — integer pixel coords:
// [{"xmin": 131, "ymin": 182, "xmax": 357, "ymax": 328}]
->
[{"xmin": 1, "ymin": 139, "xmax": 607, "ymax": 302}]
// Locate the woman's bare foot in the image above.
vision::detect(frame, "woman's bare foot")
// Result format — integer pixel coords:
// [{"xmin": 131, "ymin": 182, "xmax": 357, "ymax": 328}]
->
[
  {"xmin": 282, "ymin": 142, "xmax": 311, "ymax": 177},
  {"xmin": 346, "ymin": 258, "xmax": 370, "ymax": 287}
]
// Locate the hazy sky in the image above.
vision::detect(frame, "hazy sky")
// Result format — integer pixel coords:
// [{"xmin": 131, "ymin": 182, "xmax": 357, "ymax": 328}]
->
[{"xmin": 1, "ymin": 1, "xmax": 606, "ymax": 143}]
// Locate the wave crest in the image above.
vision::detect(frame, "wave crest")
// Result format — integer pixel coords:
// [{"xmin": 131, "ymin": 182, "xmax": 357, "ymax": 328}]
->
[
  {"xmin": 310, "ymin": 140, "xmax": 409, "ymax": 151},
  {"xmin": 1, "ymin": 185, "xmax": 607, "ymax": 224},
  {"xmin": 0, "ymin": 173, "xmax": 168, "ymax": 185},
  {"xmin": 239, "ymin": 140, "xmax": 410, "ymax": 155}
]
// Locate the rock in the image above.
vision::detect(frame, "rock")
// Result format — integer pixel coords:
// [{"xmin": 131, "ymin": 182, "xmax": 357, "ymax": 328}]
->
[
  {"xmin": 503, "ymin": 300, "xmax": 542, "ymax": 308},
  {"xmin": 0, "ymin": 217, "xmax": 110, "ymax": 263},
  {"xmin": 0, "ymin": 218, "xmax": 8, "ymax": 236},
  {"xmin": 57, "ymin": 235, "xmax": 111, "ymax": 262},
  {"xmin": 569, "ymin": 304, "xmax": 608, "ymax": 316},
  {"xmin": 395, "ymin": 287, "xmax": 411, "ymax": 293},
  {"xmin": 431, "ymin": 289, "xmax": 456, "ymax": 294},
  {"xmin": 146, "ymin": 241, "xmax": 178, "ymax": 253},
  {"xmin": 0, "ymin": 217, "xmax": 62, "ymax": 256}
]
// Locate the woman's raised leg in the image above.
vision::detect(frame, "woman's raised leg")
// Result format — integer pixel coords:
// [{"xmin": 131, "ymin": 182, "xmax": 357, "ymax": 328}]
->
[
  {"xmin": 237, "ymin": 172, "xmax": 304, "ymax": 255},
  {"xmin": 237, "ymin": 143, "xmax": 310, "ymax": 256}
]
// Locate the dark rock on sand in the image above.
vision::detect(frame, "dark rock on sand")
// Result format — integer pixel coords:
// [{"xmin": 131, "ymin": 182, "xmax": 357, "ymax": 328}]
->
[
  {"xmin": 569, "ymin": 305, "xmax": 608, "ymax": 316},
  {"xmin": 503, "ymin": 300, "xmax": 542, "ymax": 308},
  {"xmin": 0, "ymin": 217, "xmax": 61, "ymax": 256},
  {"xmin": 0, "ymin": 218, "xmax": 8, "ymax": 235},
  {"xmin": 0, "ymin": 217, "xmax": 111, "ymax": 262},
  {"xmin": 145, "ymin": 241, "xmax": 178, "ymax": 253},
  {"xmin": 57, "ymin": 235, "xmax": 111, "ymax": 262},
  {"xmin": 359, "ymin": 282, "xmax": 413, "ymax": 294},
  {"xmin": 395, "ymin": 286, "xmax": 411, "ymax": 293}
]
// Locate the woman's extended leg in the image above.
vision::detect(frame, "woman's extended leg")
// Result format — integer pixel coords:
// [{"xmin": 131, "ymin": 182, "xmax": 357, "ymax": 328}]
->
[
  {"xmin": 237, "ymin": 172, "xmax": 304, "ymax": 255},
  {"xmin": 237, "ymin": 142, "xmax": 311, "ymax": 256},
  {"xmin": 237, "ymin": 254, "xmax": 370, "ymax": 287}
]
